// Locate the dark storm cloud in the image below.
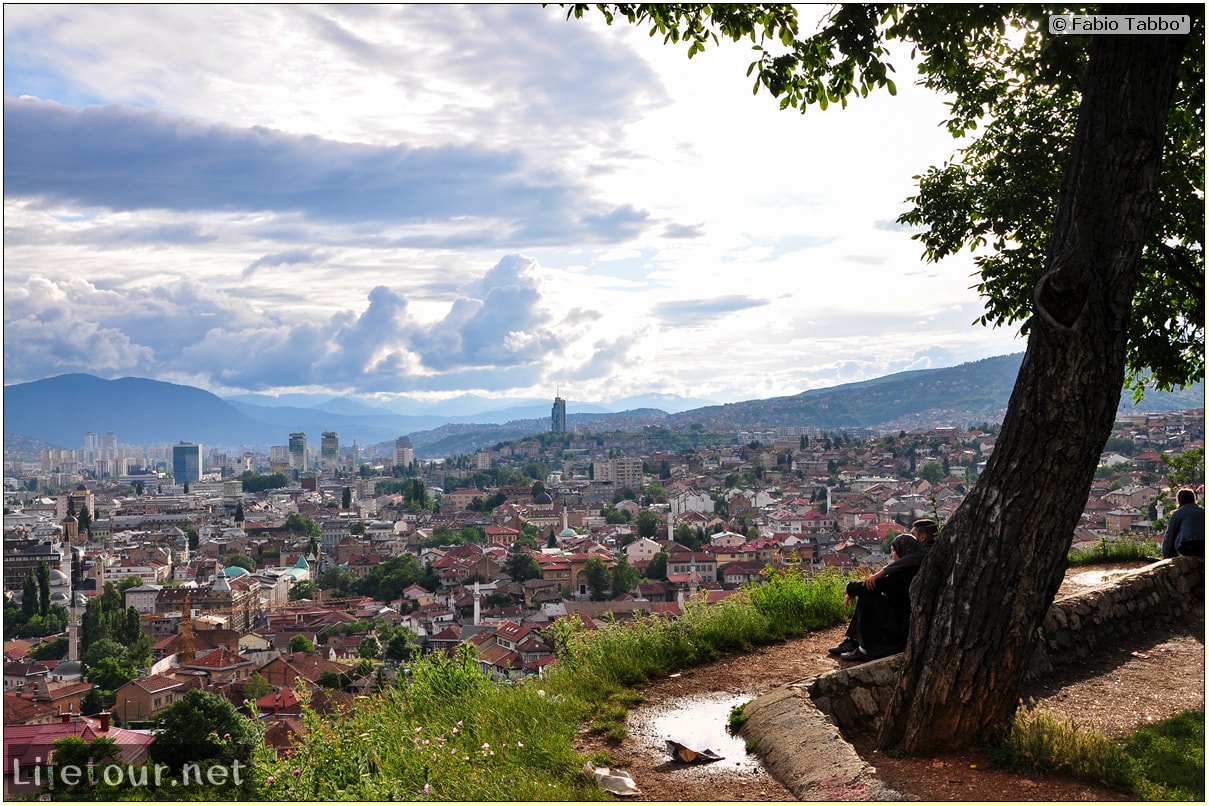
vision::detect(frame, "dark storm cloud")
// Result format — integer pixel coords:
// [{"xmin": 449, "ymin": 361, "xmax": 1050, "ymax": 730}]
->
[{"xmin": 3, "ymin": 96, "xmax": 653, "ymax": 246}]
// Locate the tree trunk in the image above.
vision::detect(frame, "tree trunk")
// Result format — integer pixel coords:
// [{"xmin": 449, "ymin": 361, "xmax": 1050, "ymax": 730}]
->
[{"xmin": 877, "ymin": 14, "xmax": 1189, "ymax": 753}]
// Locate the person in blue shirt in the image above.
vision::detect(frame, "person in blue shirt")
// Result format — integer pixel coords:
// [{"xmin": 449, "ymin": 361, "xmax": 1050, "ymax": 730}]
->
[{"xmin": 1161, "ymin": 488, "xmax": 1204, "ymax": 558}]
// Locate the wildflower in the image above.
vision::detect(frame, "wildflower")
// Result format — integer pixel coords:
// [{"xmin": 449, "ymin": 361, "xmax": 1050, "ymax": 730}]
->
[
  {"xmin": 537, "ymin": 689, "xmax": 546, "ymax": 697},
  {"xmin": 223, "ymin": 733, "xmax": 231, "ymax": 740},
  {"xmin": 482, "ymin": 743, "xmax": 490, "ymax": 750},
  {"xmin": 424, "ymin": 783, "xmax": 430, "ymax": 795},
  {"xmin": 415, "ymin": 726, "xmax": 423, "ymax": 733},
  {"xmin": 517, "ymin": 741, "xmax": 524, "ymax": 748},
  {"xmin": 293, "ymin": 768, "xmax": 301, "ymax": 777},
  {"xmin": 266, "ymin": 775, "xmax": 275, "ymax": 786},
  {"xmin": 457, "ymin": 720, "xmax": 463, "ymax": 726}
]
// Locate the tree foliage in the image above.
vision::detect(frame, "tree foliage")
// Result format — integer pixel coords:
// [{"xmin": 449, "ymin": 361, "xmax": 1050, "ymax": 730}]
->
[
  {"xmin": 288, "ymin": 634, "xmax": 315, "ymax": 654},
  {"xmin": 150, "ymin": 688, "xmax": 256, "ymax": 774},
  {"xmin": 285, "ymin": 513, "xmax": 321, "ymax": 537},
  {"xmin": 239, "ymin": 471, "xmax": 289, "ymax": 492},
  {"xmin": 504, "ymin": 549, "xmax": 543, "ymax": 582},
  {"xmin": 645, "ymin": 550, "xmax": 668, "ymax": 581},
  {"xmin": 610, "ymin": 552, "xmax": 640, "ymax": 597},
  {"xmin": 224, "ymin": 553, "xmax": 256, "ymax": 573},
  {"xmin": 583, "ymin": 556, "xmax": 610, "ymax": 600},
  {"xmin": 635, "ymin": 508, "xmax": 661, "ymax": 538}
]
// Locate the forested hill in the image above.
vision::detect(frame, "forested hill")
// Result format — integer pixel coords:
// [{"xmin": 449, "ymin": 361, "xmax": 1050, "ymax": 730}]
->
[{"xmin": 667, "ymin": 354, "xmax": 1028, "ymax": 431}]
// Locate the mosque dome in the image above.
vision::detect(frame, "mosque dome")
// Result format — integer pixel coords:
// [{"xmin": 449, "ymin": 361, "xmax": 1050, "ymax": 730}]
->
[
  {"xmin": 50, "ymin": 569, "xmax": 70, "ymax": 585},
  {"xmin": 533, "ymin": 491, "xmax": 553, "ymax": 506},
  {"xmin": 223, "ymin": 565, "xmax": 251, "ymax": 578}
]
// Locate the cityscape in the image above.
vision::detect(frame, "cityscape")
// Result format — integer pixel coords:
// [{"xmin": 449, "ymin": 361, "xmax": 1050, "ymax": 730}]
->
[{"xmin": 3, "ymin": 391, "xmax": 1203, "ymax": 794}]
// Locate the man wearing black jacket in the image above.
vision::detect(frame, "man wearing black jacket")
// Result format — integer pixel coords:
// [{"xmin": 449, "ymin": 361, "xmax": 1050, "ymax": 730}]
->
[{"xmin": 828, "ymin": 533, "xmax": 926, "ymax": 662}]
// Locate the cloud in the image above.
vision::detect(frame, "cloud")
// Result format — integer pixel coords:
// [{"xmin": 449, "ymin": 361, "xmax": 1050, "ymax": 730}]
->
[
  {"xmin": 662, "ymin": 222, "xmax": 705, "ymax": 239},
  {"xmin": 3, "ymin": 96, "xmax": 654, "ymax": 247},
  {"xmin": 243, "ymin": 248, "xmax": 327, "ymax": 280},
  {"xmin": 844, "ymin": 254, "xmax": 887, "ymax": 266},
  {"xmin": 414, "ymin": 255, "xmax": 565, "ymax": 371},
  {"xmin": 3, "ymin": 254, "xmax": 590, "ymax": 396},
  {"xmin": 568, "ymin": 333, "xmax": 643, "ymax": 381},
  {"xmin": 652, "ymin": 295, "xmax": 769, "ymax": 326}
]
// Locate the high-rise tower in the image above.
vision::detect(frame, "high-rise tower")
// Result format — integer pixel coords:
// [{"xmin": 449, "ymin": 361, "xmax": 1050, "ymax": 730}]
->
[
  {"xmin": 321, "ymin": 432, "xmax": 339, "ymax": 470},
  {"xmin": 172, "ymin": 442, "xmax": 202, "ymax": 485},
  {"xmin": 551, "ymin": 394, "xmax": 566, "ymax": 432},
  {"xmin": 288, "ymin": 432, "xmax": 308, "ymax": 473}
]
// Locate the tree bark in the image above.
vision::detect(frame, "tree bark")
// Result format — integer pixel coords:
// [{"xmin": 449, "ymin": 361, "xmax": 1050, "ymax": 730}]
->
[{"xmin": 876, "ymin": 12, "xmax": 1190, "ymax": 753}]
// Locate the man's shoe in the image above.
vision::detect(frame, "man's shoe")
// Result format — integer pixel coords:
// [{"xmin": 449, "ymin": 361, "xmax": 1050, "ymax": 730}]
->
[
  {"xmin": 827, "ymin": 639, "xmax": 858, "ymax": 656},
  {"xmin": 839, "ymin": 647, "xmax": 869, "ymax": 663}
]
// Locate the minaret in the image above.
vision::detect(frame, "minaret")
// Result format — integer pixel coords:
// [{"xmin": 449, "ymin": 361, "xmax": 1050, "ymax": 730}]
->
[
  {"xmin": 67, "ymin": 596, "xmax": 80, "ymax": 662},
  {"xmin": 473, "ymin": 580, "xmax": 481, "ymax": 626}
]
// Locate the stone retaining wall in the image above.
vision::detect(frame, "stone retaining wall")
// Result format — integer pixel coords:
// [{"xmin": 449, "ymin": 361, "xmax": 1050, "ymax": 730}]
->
[{"xmin": 806, "ymin": 556, "xmax": 1204, "ymax": 736}]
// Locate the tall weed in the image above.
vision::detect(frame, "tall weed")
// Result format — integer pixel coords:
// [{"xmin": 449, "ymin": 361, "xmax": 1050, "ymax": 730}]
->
[{"xmin": 996, "ymin": 701, "xmax": 1137, "ymax": 792}]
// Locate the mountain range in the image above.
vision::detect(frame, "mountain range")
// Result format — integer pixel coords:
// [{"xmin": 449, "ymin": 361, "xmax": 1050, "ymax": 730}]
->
[{"xmin": 3, "ymin": 353, "xmax": 1202, "ymax": 461}]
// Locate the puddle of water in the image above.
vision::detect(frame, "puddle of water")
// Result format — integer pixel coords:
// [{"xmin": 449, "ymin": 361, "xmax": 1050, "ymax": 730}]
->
[
  {"xmin": 627, "ymin": 693, "xmax": 754, "ymax": 770},
  {"xmin": 1068, "ymin": 569, "xmax": 1130, "ymax": 587}
]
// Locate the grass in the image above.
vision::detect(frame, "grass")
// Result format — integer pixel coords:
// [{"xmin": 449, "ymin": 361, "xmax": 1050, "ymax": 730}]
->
[
  {"xmin": 1067, "ymin": 535, "xmax": 1160, "ymax": 566},
  {"xmin": 1123, "ymin": 708, "xmax": 1205, "ymax": 801},
  {"xmin": 253, "ymin": 566, "xmax": 854, "ymax": 802},
  {"xmin": 995, "ymin": 701, "xmax": 1205, "ymax": 801},
  {"xmin": 726, "ymin": 702, "xmax": 750, "ymax": 734},
  {"xmin": 255, "ymin": 648, "xmax": 610, "ymax": 801},
  {"xmin": 544, "ymin": 567, "xmax": 851, "ymax": 741}
]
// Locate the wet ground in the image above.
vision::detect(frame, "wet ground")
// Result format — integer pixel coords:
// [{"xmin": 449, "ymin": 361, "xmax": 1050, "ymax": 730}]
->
[{"xmin": 628, "ymin": 692, "xmax": 754, "ymax": 771}]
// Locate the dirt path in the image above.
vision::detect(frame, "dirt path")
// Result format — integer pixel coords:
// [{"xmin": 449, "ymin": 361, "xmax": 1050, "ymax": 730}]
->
[{"xmin": 574, "ymin": 561, "xmax": 1205, "ymax": 802}]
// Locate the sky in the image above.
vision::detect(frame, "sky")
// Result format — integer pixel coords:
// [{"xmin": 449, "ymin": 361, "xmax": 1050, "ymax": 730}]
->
[{"xmin": 3, "ymin": 4, "xmax": 1026, "ymax": 411}]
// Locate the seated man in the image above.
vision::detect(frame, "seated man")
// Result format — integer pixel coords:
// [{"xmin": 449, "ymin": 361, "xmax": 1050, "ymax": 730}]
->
[
  {"xmin": 856, "ymin": 518, "xmax": 937, "ymax": 593},
  {"xmin": 829, "ymin": 533, "xmax": 926, "ymax": 662},
  {"xmin": 1162, "ymin": 488, "xmax": 1205, "ymax": 558},
  {"xmin": 910, "ymin": 518, "xmax": 939, "ymax": 549}
]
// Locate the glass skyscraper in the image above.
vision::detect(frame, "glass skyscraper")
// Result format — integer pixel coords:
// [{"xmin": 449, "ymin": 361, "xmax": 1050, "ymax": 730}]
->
[{"xmin": 172, "ymin": 441, "xmax": 202, "ymax": 484}]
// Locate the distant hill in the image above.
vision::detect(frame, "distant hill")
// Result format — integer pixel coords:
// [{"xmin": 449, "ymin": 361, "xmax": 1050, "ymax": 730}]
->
[
  {"xmin": 4, "ymin": 356, "xmax": 1202, "ymax": 461},
  {"xmin": 668, "ymin": 354, "xmax": 1029, "ymax": 431},
  {"xmin": 3, "ymin": 374, "xmax": 282, "ymax": 450}
]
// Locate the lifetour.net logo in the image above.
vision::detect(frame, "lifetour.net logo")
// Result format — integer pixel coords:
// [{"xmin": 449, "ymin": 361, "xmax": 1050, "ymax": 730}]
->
[{"xmin": 10, "ymin": 752, "xmax": 248, "ymax": 794}]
